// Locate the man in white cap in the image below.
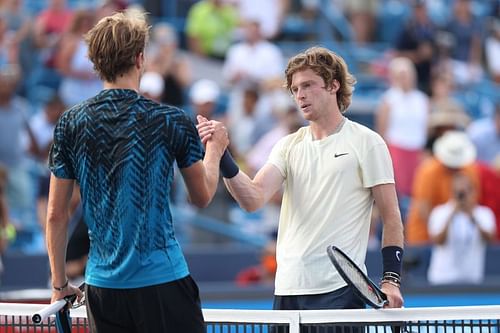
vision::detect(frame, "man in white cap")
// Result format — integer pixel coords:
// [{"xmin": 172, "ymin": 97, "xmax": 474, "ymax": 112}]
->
[{"xmin": 406, "ymin": 130, "xmax": 480, "ymax": 245}]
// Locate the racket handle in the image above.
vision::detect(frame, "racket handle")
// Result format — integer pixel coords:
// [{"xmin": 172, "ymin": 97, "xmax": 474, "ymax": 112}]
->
[{"xmin": 32, "ymin": 299, "xmax": 68, "ymax": 324}]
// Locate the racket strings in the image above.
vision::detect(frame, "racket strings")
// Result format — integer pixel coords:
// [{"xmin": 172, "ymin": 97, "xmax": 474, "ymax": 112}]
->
[{"xmin": 337, "ymin": 257, "xmax": 384, "ymax": 304}]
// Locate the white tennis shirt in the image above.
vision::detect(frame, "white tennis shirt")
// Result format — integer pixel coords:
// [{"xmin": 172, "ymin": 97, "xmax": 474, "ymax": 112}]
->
[{"xmin": 267, "ymin": 119, "xmax": 395, "ymax": 295}]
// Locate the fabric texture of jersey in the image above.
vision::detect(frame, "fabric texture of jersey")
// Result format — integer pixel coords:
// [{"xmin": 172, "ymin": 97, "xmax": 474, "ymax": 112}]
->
[
  {"xmin": 267, "ymin": 119, "xmax": 394, "ymax": 295},
  {"xmin": 49, "ymin": 89, "xmax": 204, "ymax": 288}
]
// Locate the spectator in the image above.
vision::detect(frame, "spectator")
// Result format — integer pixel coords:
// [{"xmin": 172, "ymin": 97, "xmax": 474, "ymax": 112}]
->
[
  {"xmin": 376, "ymin": 57, "xmax": 429, "ymax": 198},
  {"xmin": 189, "ymin": 79, "xmax": 222, "ymax": 121},
  {"xmin": 406, "ymin": 130, "xmax": 479, "ymax": 245},
  {"xmin": 0, "ymin": 67, "xmax": 35, "ymax": 229},
  {"xmin": 0, "ymin": 165, "xmax": 16, "ymax": 274},
  {"xmin": 146, "ymin": 22, "xmax": 191, "ymax": 107},
  {"xmin": 425, "ymin": 101, "xmax": 470, "ymax": 158},
  {"xmin": 223, "ymin": 19, "xmax": 285, "ymax": 140},
  {"xmin": 56, "ymin": 9, "xmax": 101, "ymax": 108},
  {"xmin": 0, "ymin": 16, "xmax": 20, "ymax": 74},
  {"xmin": 235, "ymin": 0, "xmax": 289, "ymax": 40},
  {"xmin": 139, "ymin": 71, "xmax": 165, "ymax": 103},
  {"xmin": 344, "ymin": 0, "xmax": 380, "ymax": 44},
  {"xmin": 0, "ymin": 0, "xmax": 31, "ymax": 46},
  {"xmin": 443, "ymin": 0, "xmax": 483, "ymax": 86},
  {"xmin": 30, "ymin": 0, "xmax": 73, "ymax": 97},
  {"xmin": 27, "ymin": 94, "xmax": 65, "ymax": 232},
  {"xmin": 467, "ymin": 105, "xmax": 500, "ymax": 166},
  {"xmin": 427, "ymin": 172, "xmax": 496, "ymax": 285},
  {"xmin": 394, "ymin": 0, "xmax": 437, "ymax": 95},
  {"xmin": 485, "ymin": 18, "xmax": 500, "ymax": 84},
  {"xmin": 475, "ymin": 161, "xmax": 500, "ymax": 242},
  {"xmin": 0, "ymin": 0, "xmax": 35, "ymax": 97},
  {"xmin": 185, "ymin": 0, "xmax": 238, "ymax": 59},
  {"xmin": 96, "ymin": 0, "xmax": 129, "ymax": 20},
  {"xmin": 425, "ymin": 72, "xmax": 470, "ymax": 155},
  {"xmin": 228, "ymin": 81, "xmax": 260, "ymax": 158}
]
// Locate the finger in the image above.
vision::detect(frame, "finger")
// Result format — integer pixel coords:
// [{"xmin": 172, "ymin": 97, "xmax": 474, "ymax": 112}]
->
[{"xmin": 197, "ymin": 115, "xmax": 209, "ymax": 124}]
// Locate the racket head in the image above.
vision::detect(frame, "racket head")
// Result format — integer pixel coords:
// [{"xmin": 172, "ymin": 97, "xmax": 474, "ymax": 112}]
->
[{"xmin": 327, "ymin": 245, "xmax": 387, "ymax": 308}]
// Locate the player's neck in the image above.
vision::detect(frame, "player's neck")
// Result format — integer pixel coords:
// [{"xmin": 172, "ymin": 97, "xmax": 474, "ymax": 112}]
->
[
  {"xmin": 103, "ymin": 70, "xmax": 141, "ymax": 92},
  {"xmin": 310, "ymin": 112, "xmax": 345, "ymax": 140}
]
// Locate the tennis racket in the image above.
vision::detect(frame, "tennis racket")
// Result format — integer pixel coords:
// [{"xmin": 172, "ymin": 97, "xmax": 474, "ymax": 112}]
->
[
  {"xmin": 32, "ymin": 283, "xmax": 86, "ymax": 331},
  {"xmin": 327, "ymin": 245, "xmax": 388, "ymax": 309}
]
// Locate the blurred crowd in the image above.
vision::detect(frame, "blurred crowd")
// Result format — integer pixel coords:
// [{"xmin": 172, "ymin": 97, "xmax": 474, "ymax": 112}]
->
[{"xmin": 0, "ymin": 0, "xmax": 498, "ymax": 287}]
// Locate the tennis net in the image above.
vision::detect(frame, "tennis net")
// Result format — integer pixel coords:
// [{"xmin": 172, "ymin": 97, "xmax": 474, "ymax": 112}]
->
[{"xmin": 0, "ymin": 304, "xmax": 498, "ymax": 333}]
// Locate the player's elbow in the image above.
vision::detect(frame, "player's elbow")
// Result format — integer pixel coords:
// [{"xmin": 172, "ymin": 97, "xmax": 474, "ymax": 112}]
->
[
  {"xmin": 188, "ymin": 191, "xmax": 212, "ymax": 208},
  {"xmin": 239, "ymin": 200, "xmax": 261, "ymax": 213}
]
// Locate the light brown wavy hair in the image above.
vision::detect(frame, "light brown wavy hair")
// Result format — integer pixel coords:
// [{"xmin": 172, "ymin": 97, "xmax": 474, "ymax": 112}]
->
[
  {"xmin": 285, "ymin": 46, "xmax": 356, "ymax": 113},
  {"xmin": 85, "ymin": 11, "xmax": 150, "ymax": 82}
]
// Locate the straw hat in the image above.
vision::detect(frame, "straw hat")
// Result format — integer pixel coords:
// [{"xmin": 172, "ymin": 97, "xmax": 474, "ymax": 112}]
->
[
  {"xmin": 433, "ymin": 130, "xmax": 476, "ymax": 168},
  {"xmin": 428, "ymin": 101, "xmax": 470, "ymax": 130}
]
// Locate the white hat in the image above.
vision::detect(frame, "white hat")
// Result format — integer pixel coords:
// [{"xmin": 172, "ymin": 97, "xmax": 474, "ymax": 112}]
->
[
  {"xmin": 140, "ymin": 72, "xmax": 164, "ymax": 97},
  {"xmin": 433, "ymin": 130, "xmax": 476, "ymax": 168},
  {"xmin": 189, "ymin": 79, "xmax": 220, "ymax": 104}
]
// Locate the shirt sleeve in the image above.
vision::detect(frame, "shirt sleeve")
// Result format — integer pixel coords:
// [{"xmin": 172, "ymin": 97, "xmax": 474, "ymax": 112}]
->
[
  {"xmin": 48, "ymin": 112, "xmax": 76, "ymax": 179},
  {"xmin": 360, "ymin": 141, "xmax": 395, "ymax": 188},
  {"xmin": 266, "ymin": 135, "xmax": 290, "ymax": 179},
  {"xmin": 174, "ymin": 113, "xmax": 204, "ymax": 169}
]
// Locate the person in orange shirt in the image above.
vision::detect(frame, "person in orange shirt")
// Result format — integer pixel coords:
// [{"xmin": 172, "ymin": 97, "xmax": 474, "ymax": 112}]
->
[{"xmin": 406, "ymin": 131, "xmax": 479, "ymax": 245}]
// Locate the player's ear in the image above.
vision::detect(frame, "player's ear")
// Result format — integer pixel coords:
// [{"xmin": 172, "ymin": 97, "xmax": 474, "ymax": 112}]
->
[
  {"xmin": 136, "ymin": 52, "xmax": 144, "ymax": 70},
  {"xmin": 330, "ymin": 80, "xmax": 340, "ymax": 94}
]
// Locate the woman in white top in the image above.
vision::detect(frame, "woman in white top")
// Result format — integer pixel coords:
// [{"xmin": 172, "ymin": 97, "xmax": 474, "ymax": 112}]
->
[{"xmin": 376, "ymin": 57, "xmax": 429, "ymax": 197}]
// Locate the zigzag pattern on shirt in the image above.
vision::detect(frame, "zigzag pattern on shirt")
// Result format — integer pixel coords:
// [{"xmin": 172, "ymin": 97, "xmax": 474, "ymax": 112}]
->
[{"xmin": 57, "ymin": 90, "xmax": 203, "ymax": 268}]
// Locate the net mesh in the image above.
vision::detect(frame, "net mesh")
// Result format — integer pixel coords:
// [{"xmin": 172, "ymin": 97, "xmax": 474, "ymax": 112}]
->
[{"xmin": 0, "ymin": 304, "xmax": 498, "ymax": 333}]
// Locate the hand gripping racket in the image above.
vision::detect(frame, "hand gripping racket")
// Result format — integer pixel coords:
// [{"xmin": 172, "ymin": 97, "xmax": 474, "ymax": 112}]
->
[
  {"xmin": 327, "ymin": 245, "xmax": 388, "ymax": 309},
  {"xmin": 32, "ymin": 283, "xmax": 86, "ymax": 332}
]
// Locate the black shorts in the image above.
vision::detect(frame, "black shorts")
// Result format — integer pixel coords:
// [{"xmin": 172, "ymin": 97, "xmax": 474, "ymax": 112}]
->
[{"xmin": 85, "ymin": 275, "xmax": 204, "ymax": 333}]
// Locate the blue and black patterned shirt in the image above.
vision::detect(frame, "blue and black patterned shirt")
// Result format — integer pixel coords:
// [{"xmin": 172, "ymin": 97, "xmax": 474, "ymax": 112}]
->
[{"xmin": 49, "ymin": 89, "xmax": 204, "ymax": 288}]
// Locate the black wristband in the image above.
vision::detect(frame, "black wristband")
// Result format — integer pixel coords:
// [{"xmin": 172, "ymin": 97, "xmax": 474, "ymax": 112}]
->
[
  {"xmin": 53, "ymin": 279, "xmax": 69, "ymax": 291},
  {"xmin": 381, "ymin": 246, "xmax": 403, "ymax": 276},
  {"xmin": 220, "ymin": 150, "xmax": 239, "ymax": 178}
]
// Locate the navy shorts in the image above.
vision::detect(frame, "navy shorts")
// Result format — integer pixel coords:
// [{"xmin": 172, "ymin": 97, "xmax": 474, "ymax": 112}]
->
[
  {"xmin": 85, "ymin": 275, "xmax": 204, "ymax": 333},
  {"xmin": 273, "ymin": 286, "xmax": 365, "ymax": 333},
  {"xmin": 273, "ymin": 285, "xmax": 365, "ymax": 310}
]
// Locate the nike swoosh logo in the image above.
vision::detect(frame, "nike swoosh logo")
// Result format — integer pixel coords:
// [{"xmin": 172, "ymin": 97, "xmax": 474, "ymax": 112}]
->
[
  {"xmin": 396, "ymin": 250, "xmax": 401, "ymax": 261},
  {"xmin": 334, "ymin": 153, "xmax": 349, "ymax": 158}
]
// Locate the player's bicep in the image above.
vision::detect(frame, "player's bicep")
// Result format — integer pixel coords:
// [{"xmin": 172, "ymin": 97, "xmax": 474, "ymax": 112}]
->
[
  {"xmin": 253, "ymin": 163, "xmax": 285, "ymax": 203},
  {"xmin": 47, "ymin": 174, "xmax": 75, "ymax": 224}
]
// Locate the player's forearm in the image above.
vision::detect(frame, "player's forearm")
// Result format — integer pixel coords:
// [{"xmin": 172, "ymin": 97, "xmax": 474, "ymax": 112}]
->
[
  {"xmin": 381, "ymin": 212, "xmax": 404, "ymax": 248},
  {"xmin": 46, "ymin": 214, "xmax": 69, "ymax": 287},
  {"xmin": 224, "ymin": 172, "xmax": 265, "ymax": 212},
  {"xmin": 202, "ymin": 144, "xmax": 223, "ymax": 201}
]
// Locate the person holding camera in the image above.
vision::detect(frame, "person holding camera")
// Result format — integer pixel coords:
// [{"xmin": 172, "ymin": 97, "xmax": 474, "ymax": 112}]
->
[{"xmin": 427, "ymin": 171, "xmax": 496, "ymax": 285}]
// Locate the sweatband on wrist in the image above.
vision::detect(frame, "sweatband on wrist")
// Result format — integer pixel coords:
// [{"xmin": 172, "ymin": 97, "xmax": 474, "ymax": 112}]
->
[
  {"xmin": 220, "ymin": 150, "xmax": 239, "ymax": 178},
  {"xmin": 381, "ymin": 246, "xmax": 403, "ymax": 276}
]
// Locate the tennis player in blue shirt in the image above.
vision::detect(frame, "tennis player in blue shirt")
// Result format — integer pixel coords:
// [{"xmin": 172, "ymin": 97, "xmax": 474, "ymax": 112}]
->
[{"xmin": 46, "ymin": 11, "xmax": 228, "ymax": 333}]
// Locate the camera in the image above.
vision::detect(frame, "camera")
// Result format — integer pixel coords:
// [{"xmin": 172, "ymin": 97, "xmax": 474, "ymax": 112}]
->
[{"xmin": 456, "ymin": 191, "xmax": 466, "ymax": 201}]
